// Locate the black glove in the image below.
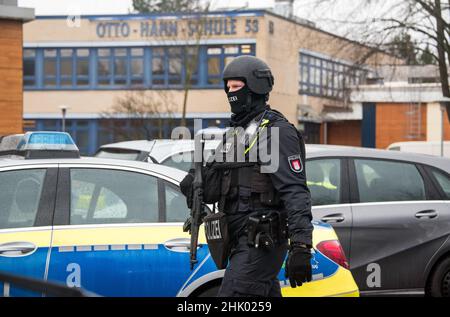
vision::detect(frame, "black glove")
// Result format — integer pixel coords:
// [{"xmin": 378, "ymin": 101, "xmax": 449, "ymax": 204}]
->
[
  {"xmin": 285, "ymin": 243, "xmax": 312, "ymax": 288},
  {"xmin": 180, "ymin": 169, "xmax": 195, "ymax": 209}
]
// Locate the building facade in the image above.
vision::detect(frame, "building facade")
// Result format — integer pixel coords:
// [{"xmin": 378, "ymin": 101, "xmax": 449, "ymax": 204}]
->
[
  {"xmin": 22, "ymin": 9, "xmax": 398, "ymax": 155},
  {"xmin": 0, "ymin": 0, "xmax": 34, "ymax": 137},
  {"xmin": 351, "ymin": 76, "xmax": 450, "ymax": 149}
]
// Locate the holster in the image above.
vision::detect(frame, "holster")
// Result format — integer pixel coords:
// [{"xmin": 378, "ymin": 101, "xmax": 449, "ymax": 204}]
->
[
  {"xmin": 203, "ymin": 211, "xmax": 231, "ymax": 270},
  {"xmin": 246, "ymin": 211, "xmax": 287, "ymax": 249}
]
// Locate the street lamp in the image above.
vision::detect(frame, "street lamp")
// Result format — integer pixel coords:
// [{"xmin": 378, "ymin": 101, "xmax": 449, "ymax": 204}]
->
[{"xmin": 58, "ymin": 105, "xmax": 70, "ymax": 132}]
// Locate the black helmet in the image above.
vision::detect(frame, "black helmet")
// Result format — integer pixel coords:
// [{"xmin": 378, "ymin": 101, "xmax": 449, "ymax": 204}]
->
[{"xmin": 222, "ymin": 55, "xmax": 274, "ymax": 95}]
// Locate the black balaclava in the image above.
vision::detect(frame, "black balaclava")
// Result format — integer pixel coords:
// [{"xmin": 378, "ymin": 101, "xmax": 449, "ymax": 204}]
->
[
  {"xmin": 227, "ymin": 85, "xmax": 251, "ymax": 115},
  {"xmin": 227, "ymin": 82, "xmax": 269, "ymax": 127}
]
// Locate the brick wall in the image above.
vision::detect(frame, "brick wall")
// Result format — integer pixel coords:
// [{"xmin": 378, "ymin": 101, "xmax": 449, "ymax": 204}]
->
[
  {"xmin": 376, "ymin": 103, "xmax": 427, "ymax": 149},
  {"xmin": 445, "ymin": 107, "xmax": 450, "ymax": 140},
  {"xmin": 0, "ymin": 20, "xmax": 23, "ymax": 136},
  {"xmin": 321, "ymin": 120, "xmax": 362, "ymax": 146},
  {"xmin": 329, "ymin": 121, "xmax": 362, "ymax": 146}
]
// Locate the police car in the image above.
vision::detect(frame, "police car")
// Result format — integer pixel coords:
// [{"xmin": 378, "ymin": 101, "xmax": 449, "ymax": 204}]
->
[{"xmin": 0, "ymin": 132, "xmax": 358, "ymax": 297}]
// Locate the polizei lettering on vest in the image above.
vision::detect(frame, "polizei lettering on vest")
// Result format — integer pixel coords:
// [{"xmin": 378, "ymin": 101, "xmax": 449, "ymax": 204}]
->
[{"xmin": 206, "ymin": 219, "xmax": 222, "ymax": 240}]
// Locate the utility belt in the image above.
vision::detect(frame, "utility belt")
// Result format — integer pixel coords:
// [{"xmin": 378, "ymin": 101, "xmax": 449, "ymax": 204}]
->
[
  {"xmin": 204, "ymin": 209, "xmax": 288, "ymax": 270},
  {"xmin": 245, "ymin": 210, "xmax": 288, "ymax": 249},
  {"xmin": 202, "ymin": 159, "xmax": 283, "ymax": 270}
]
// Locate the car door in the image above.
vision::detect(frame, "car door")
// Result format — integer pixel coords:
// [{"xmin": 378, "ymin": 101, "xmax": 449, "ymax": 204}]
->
[
  {"xmin": 306, "ymin": 158, "xmax": 353, "ymax": 259},
  {"xmin": 46, "ymin": 165, "xmax": 205, "ymax": 296},
  {"xmin": 162, "ymin": 180, "xmax": 214, "ymax": 295},
  {"xmin": 349, "ymin": 158, "xmax": 448, "ymax": 294},
  {"xmin": 0, "ymin": 165, "xmax": 57, "ymax": 296}
]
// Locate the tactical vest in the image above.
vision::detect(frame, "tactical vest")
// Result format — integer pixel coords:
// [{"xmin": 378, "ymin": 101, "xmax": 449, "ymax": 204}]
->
[{"xmin": 204, "ymin": 112, "xmax": 282, "ymax": 215}]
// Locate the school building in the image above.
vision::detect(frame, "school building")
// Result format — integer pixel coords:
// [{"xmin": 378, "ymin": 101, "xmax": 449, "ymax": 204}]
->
[{"xmin": 22, "ymin": 9, "xmax": 404, "ymax": 155}]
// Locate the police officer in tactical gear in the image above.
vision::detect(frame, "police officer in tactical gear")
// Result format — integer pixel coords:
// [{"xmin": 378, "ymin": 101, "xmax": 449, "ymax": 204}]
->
[{"xmin": 181, "ymin": 55, "xmax": 313, "ymax": 297}]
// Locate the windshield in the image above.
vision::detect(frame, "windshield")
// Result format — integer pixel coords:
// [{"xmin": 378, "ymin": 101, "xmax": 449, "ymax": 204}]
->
[{"xmin": 95, "ymin": 149, "xmax": 142, "ymax": 161}]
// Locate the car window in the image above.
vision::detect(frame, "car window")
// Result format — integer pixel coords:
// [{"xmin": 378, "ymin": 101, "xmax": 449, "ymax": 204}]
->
[
  {"xmin": 161, "ymin": 151, "xmax": 194, "ymax": 172},
  {"xmin": 0, "ymin": 169, "xmax": 46, "ymax": 229},
  {"xmin": 431, "ymin": 169, "xmax": 450, "ymax": 199},
  {"xmin": 164, "ymin": 181, "xmax": 190, "ymax": 222},
  {"xmin": 306, "ymin": 159, "xmax": 341, "ymax": 206},
  {"xmin": 70, "ymin": 169, "xmax": 159, "ymax": 224},
  {"xmin": 354, "ymin": 159, "xmax": 426, "ymax": 203},
  {"xmin": 95, "ymin": 149, "xmax": 141, "ymax": 161}
]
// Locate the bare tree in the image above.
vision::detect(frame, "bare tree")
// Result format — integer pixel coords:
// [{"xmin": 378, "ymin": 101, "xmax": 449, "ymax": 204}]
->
[
  {"xmin": 301, "ymin": 0, "xmax": 450, "ymax": 118},
  {"xmin": 103, "ymin": 90, "xmax": 176, "ymax": 140},
  {"xmin": 133, "ymin": 0, "xmax": 213, "ymax": 127},
  {"xmin": 179, "ymin": 3, "xmax": 212, "ymax": 127}
]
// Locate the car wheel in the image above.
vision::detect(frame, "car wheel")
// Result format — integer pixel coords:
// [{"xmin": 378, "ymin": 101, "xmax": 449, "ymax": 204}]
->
[
  {"xmin": 196, "ymin": 285, "xmax": 220, "ymax": 297},
  {"xmin": 428, "ymin": 257, "xmax": 450, "ymax": 297}
]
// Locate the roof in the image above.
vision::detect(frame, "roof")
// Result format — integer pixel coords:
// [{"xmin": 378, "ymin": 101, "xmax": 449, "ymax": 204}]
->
[
  {"xmin": 0, "ymin": 156, "xmax": 187, "ymax": 182},
  {"xmin": 0, "ymin": 3, "xmax": 34, "ymax": 22}
]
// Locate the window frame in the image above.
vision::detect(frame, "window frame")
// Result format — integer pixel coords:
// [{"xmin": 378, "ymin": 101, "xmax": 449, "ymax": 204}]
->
[
  {"xmin": 161, "ymin": 179, "xmax": 189, "ymax": 223},
  {"xmin": 23, "ymin": 48, "xmax": 37, "ymax": 88},
  {"xmin": 43, "ymin": 48, "xmax": 58, "ymax": 87},
  {"xmin": 305, "ymin": 157, "xmax": 349, "ymax": 206},
  {"xmin": 0, "ymin": 166, "xmax": 57, "ymax": 229},
  {"xmin": 53, "ymin": 166, "xmax": 173, "ymax": 226},
  {"xmin": 422, "ymin": 165, "xmax": 450, "ymax": 200},
  {"xmin": 24, "ymin": 44, "xmax": 256, "ymax": 91},
  {"xmin": 59, "ymin": 48, "xmax": 74, "ymax": 87},
  {"xmin": 75, "ymin": 48, "xmax": 90, "ymax": 87},
  {"xmin": 348, "ymin": 157, "xmax": 430, "ymax": 204},
  {"xmin": 299, "ymin": 52, "xmax": 368, "ymax": 100}
]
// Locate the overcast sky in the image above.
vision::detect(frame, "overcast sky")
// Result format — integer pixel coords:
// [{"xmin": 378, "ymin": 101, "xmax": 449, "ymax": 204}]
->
[
  {"xmin": 16, "ymin": 0, "xmax": 405, "ymax": 42},
  {"xmin": 18, "ymin": 0, "xmax": 279, "ymax": 15},
  {"xmin": 17, "ymin": 0, "xmax": 352, "ymax": 23}
]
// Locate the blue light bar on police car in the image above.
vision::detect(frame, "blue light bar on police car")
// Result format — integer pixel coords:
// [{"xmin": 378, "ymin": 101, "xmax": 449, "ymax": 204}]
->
[{"xmin": 0, "ymin": 131, "xmax": 80, "ymax": 159}]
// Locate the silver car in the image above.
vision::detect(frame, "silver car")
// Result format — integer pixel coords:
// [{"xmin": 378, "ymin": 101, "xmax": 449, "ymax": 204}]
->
[
  {"xmin": 97, "ymin": 140, "xmax": 450, "ymax": 297},
  {"xmin": 96, "ymin": 139, "xmax": 221, "ymax": 172}
]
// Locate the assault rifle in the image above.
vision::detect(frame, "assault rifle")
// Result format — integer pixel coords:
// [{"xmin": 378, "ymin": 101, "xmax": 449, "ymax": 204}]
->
[{"xmin": 183, "ymin": 133, "xmax": 205, "ymax": 270}]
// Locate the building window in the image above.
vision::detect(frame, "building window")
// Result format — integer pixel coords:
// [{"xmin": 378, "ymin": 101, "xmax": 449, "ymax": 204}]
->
[
  {"xmin": 41, "ymin": 48, "xmax": 91, "ymax": 88},
  {"xmin": 206, "ymin": 44, "xmax": 252, "ymax": 87},
  {"xmin": 207, "ymin": 47, "xmax": 222, "ymax": 85},
  {"xmin": 76, "ymin": 49, "xmax": 90, "ymax": 87},
  {"xmin": 26, "ymin": 117, "xmax": 229, "ymax": 156},
  {"xmin": 130, "ymin": 48, "xmax": 144, "ymax": 87},
  {"xmin": 168, "ymin": 47, "xmax": 182, "ymax": 85},
  {"xmin": 299, "ymin": 52, "xmax": 368, "ymax": 99},
  {"xmin": 113, "ymin": 48, "xmax": 127, "ymax": 85},
  {"xmin": 97, "ymin": 48, "xmax": 113, "ymax": 86},
  {"xmin": 152, "ymin": 47, "xmax": 165, "ymax": 86},
  {"xmin": 186, "ymin": 47, "xmax": 199, "ymax": 86},
  {"xmin": 60, "ymin": 49, "xmax": 73, "ymax": 87},
  {"xmin": 23, "ymin": 49, "xmax": 36, "ymax": 87},
  {"xmin": 24, "ymin": 44, "xmax": 255, "ymax": 90},
  {"xmin": 44, "ymin": 49, "xmax": 57, "ymax": 87}
]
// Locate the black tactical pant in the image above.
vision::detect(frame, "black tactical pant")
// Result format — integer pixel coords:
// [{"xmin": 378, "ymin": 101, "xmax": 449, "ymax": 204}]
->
[{"xmin": 217, "ymin": 234, "xmax": 288, "ymax": 297}]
